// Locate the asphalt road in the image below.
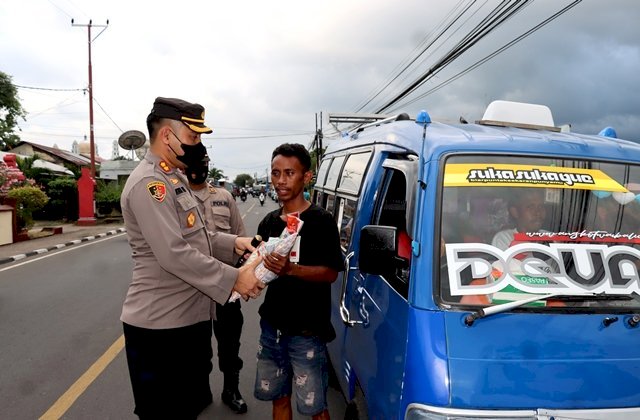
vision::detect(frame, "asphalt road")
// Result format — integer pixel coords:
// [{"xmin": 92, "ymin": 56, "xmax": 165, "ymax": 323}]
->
[{"xmin": 0, "ymin": 195, "xmax": 347, "ymax": 419}]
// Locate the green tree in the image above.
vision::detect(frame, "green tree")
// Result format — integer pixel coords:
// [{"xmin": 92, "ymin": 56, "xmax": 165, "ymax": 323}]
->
[
  {"xmin": 41, "ymin": 177, "xmax": 78, "ymax": 221},
  {"xmin": 208, "ymin": 166, "xmax": 224, "ymax": 182},
  {"xmin": 0, "ymin": 71, "xmax": 27, "ymax": 151},
  {"xmin": 308, "ymin": 146, "xmax": 326, "ymax": 189},
  {"xmin": 233, "ymin": 173, "xmax": 254, "ymax": 188},
  {"xmin": 7, "ymin": 185, "xmax": 49, "ymax": 228},
  {"xmin": 95, "ymin": 180, "xmax": 124, "ymax": 216}
]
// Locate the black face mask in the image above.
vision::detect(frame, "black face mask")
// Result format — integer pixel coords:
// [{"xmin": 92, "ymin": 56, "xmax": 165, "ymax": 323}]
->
[
  {"xmin": 185, "ymin": 156, "xmax": 210, "ymax": 185},
  {"xmin": 169, "ymin": 130, "xmax": 209, "ymax": 184}
]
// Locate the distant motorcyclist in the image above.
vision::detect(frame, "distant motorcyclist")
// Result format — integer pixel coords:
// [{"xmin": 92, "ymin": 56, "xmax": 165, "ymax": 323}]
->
[{"xmin": 259, "ymin": 192, "xmax": 265, "ymax": 206}]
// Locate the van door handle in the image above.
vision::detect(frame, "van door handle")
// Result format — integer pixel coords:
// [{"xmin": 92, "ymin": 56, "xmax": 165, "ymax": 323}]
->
[{"xmin": 340, "ymin": 251, "xmax": 364, "ymax": 327}]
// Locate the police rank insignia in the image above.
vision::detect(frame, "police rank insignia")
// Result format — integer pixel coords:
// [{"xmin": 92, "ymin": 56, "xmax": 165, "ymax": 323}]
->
[
  {"xmin": 147, "ymin": 181, "xmax": 167, "ymax": 202},
  {"xmin": 186, "ymin": 211, "xmax": 196, "ymax": 227},
  {"xmin": 169, "ymin": 178, "xmax": 179, "ymax": 185},
  {"xmin": 159, "ymin": 161, "xmax": 171, "ymax": 172}
]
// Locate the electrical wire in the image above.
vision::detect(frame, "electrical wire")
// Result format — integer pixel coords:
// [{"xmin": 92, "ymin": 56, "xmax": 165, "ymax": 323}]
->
[
  {"xmin": 203, "ymin": 132, "xmax": 313, "ymax": 140},
  {"xmin": 354, "ymin": 0, "xmax": 478, "ymax": 113},
  {"xmin": 47, "ymin": 0, "xmax": 73, "ymax": 18},
  {"xmin": 389, "ymin": 0, "xmax": 583, "ymax": 112},
  {"xmin": 15, "ymin": 84, "xmax": 86, "ymax": 92},
  {"xmin": 92, "ymin": 96, "xmax": 124, "ymax": 133},
  {"xmin": 352, "ymin": 0, "xmax": 471, "ymax": 111},
  {"xmin": 375, "ymin": 0, "xmax": 535, "ymax": 113}
]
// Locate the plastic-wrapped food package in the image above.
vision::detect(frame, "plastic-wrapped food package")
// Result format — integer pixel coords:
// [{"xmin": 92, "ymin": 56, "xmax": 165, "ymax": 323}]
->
[{"xmin": 228, "ymin": 213, "xmax": 304, "ymax": 302}]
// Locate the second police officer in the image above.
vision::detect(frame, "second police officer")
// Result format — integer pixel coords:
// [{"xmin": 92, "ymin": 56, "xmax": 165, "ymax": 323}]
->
[{"xmin": 186, "ymin": 151, "xmax": 250, "ymax": 414}]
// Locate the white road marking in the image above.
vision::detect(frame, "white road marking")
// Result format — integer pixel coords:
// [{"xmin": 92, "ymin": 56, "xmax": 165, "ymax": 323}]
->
[{"xmin": 0, "ymin": 233, "xmax": 127, "ymax": 273}]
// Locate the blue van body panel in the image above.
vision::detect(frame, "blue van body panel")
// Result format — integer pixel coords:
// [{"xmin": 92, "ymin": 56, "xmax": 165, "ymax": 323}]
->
[
  {"xmin": 347, "ymin": 272, "xmax": 409, "ymax": 418},
  {"xmin": 444, "ymin": 311, "xmax": 640, "ymax": 409},
  {"xmin": 401, "ymin": 308, "xmax": 450, "ymax": 415}
]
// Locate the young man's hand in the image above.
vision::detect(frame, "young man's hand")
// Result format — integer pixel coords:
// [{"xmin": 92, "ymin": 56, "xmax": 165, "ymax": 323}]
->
[{"xmin": 263, "ymin": 251, "xmax": 290, "ymax": 276}]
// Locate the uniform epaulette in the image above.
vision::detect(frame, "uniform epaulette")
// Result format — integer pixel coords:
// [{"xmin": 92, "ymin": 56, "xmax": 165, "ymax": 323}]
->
[{"xmin": 158, "ymin": 160, "xmax": 173, "ymax": 174}]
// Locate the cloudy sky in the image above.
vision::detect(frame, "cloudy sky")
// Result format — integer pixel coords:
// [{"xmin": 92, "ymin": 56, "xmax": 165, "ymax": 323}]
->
[{"xmin": 1, "ymin": 0, "xmax": 638, "ymax": 180}]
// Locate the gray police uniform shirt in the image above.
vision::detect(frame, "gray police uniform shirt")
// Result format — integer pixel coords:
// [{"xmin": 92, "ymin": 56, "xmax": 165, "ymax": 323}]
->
[
  {"xmin": 192, "ymin": 186, "xmax": 246, "ymax": 237},
  {"xmin": 192, "ymin": 185, "xmax": 246, "ymax": 317},
  {"xmin": 120, "ymin": 151, "xmax": 238, "ymax": 329}
]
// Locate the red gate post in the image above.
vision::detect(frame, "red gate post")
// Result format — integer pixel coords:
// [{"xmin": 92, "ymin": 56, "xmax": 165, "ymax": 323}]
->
[{"xmin": 77, "ymin": 167, "xmax": 97, "ymax": 226}]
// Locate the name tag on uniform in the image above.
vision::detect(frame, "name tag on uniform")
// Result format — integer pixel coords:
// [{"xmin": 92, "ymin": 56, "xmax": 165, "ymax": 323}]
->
[{"xmin": 289, "ymin": 236, "xmax": 301, "ymax": 263}]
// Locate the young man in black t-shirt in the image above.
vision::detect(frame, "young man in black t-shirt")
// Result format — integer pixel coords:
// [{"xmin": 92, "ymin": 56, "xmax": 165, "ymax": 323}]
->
[{"xmin": 254, "ymin": 144, "xmax": 343, "ymax": 420}]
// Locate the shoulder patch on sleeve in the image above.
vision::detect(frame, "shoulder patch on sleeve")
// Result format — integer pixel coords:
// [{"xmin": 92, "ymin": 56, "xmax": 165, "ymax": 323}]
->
[{"xmin": 147, "ymin": 181, "xmax": 167, "ymax": 202}]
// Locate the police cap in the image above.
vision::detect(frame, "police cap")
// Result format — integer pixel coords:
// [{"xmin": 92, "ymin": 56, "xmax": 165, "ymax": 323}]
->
[{"xmin": 149, "ymin": 97, "xmax": 213, "ymax": 134}]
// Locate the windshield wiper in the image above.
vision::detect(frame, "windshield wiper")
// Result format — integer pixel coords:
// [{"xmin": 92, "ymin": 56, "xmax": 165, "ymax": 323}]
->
[{"xmin": 464, "ymin": 293, "xmax": 594, "ymax": 326}]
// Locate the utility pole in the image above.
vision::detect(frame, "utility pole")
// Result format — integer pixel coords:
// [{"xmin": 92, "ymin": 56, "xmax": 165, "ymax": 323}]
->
[
  {"xmin": 72, "ymin": 18, "xmax": 109, "ymax": 179},
  {"xmin": 318, "ymin": 112, "xmax": 323, "ymax": 167}
]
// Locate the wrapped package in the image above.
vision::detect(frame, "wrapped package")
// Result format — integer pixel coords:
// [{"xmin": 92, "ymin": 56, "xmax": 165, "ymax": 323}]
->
[{"xmin": 228, "ymin": 213, "xmax": 304, "ymax": 302}]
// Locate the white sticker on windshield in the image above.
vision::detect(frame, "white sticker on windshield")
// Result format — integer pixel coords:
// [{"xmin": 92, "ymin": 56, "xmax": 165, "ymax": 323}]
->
[{"xmin": 446, "ymin": 242, "xmax": 640, "ymax": 296}]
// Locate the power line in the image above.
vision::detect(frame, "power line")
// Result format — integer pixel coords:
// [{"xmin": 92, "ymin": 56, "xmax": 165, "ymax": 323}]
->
[
  {"xmin": 374, "ymin": 0, "xmax": 535, "ymax": 113},
  {"xmin": 93, "ymin": 96, "xmax": 124, "ymax": 133},
  {"xmin": 47, "ymin": 0, "xmax": 73, "ymax": 18},
  {"xmin": 15, "ymin": 84, "xmax": 86, "ymax": 92},
  {"xmin": 354, "ymin": 0, "xmax": 479, "ymax": 113},
  {"xmin": 203, "ymin": 133, "xmax": 313, "ymax": 140},
  {"xmin": 389, "ymin": 0, "xmax": 583, "ymax": 112}
]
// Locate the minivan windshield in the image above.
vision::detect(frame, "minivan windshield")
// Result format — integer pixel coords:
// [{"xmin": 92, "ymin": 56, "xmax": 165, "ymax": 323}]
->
[{"xmin": 439, "ymin": 155, "xmax": 640, "ymax": 311}]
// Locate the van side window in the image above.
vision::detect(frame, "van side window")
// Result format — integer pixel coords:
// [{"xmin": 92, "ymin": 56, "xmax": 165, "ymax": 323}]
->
[
  {"xmin": 324, "ymin": 155, "xmax": 346, "ymax": 190},
  {"xmin": 339, "ymin": 198, "xmax": 357, "ymax": 251},
  {"xmin": 338, "ymin": 152, "xmax": 371, "ymax": 195},
  {"xmin": 314, "ymin": 191, "xmax": 325, "ymax": 207},
  {"xmin": 315, "ymin": 158, "xmax": 332, "ymax": 188},
  {"xmin": 373, "ymin": 168, "xmax": 410, "ymax": 299},
  {"xmin": 325, "ymin": 194, "xmax": 336, "ymax": 217}
]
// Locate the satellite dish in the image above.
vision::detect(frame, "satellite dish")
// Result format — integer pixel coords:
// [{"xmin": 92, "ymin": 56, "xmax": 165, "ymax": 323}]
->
[
  {"xmin": 118, "ymin": 130, "xmax": 147, "ymax": 160},
  {"xmin": 118, "ymin": 130, "xmax": 147, "ymax": 150}
]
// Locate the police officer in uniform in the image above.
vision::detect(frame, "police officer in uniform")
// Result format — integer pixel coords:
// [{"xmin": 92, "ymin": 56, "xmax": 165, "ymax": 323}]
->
[
  {"xmin": 120, "ymin": 97, "xmax": 264, "ymax": 419},
  {"xmin": 187, "ymin": 165, "xmax": 250, "ymax": 414}
]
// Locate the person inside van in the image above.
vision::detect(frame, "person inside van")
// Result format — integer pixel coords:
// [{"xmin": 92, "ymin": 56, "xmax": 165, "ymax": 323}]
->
[
  {"xmin": 462, "ymin": 188, "xmax": 563, "ymax": 307},
  {"xmin": 491, "ymin": 188, "xmax": 547, "ymax": 250},
  {"xmin": 460, "ymin": 188, "xmax": 547, "ymax": 305}
]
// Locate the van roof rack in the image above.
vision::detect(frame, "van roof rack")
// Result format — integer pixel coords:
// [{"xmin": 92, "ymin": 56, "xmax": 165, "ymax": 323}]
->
[
  {"xmin": 328, "ymin": 112, "xmax": 411, "ymax": 135},
  {"xmin": 356, "ymin": 113, "xmax": 411, "ymax": 133}
]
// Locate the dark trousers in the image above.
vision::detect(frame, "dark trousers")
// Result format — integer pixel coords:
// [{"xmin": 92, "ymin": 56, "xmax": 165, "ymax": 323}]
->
[
  {"xmin": 212, "ymin": 299, "xmax": 244, "ymax": 374},
  {"xmin": 123, "ymin": 321, "xmax": 213, "ymax": 420}
]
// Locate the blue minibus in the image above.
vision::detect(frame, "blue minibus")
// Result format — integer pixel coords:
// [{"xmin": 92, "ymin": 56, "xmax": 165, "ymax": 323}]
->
[{"xmin": 313, "ymin": 101, "xmax": 640, "ymax": 419}]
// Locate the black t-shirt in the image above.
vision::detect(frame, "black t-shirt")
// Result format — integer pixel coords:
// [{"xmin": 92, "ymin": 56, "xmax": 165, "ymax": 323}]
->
[{"xmin": 257, "ymin": 204, "xmax": 344, "ymax": 340}]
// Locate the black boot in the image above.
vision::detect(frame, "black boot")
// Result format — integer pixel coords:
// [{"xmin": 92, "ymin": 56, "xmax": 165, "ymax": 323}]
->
[{"xmin": 221, "ymin": 372, "xmax": 247, "ymax": 414}]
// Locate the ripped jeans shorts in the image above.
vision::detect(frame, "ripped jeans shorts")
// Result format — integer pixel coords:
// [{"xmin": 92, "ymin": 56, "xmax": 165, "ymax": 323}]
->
[{"xmin": 254, "ymin": 319, "xmax": 329, "ymax": 416}]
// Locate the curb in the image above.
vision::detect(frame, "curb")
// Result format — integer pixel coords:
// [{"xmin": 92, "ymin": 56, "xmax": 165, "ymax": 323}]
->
[{"xmin": 0, "ymin": 228, "xmax": 127, "ymax": 266}]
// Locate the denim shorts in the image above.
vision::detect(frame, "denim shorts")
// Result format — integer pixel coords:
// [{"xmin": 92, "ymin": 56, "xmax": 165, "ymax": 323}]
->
[{"xmin": 254, "ymin": 319, "xmax": 329, "ymax": 416}]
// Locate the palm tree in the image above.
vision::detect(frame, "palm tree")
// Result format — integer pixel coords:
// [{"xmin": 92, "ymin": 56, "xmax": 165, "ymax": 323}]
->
[{"xmin": 208, "ymin": 166, "xmax": 224, "ymax": 182}]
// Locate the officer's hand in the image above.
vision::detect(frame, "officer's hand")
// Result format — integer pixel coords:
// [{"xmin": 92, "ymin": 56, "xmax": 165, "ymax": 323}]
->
[
  {"xmin": 234, "ymin": 236, "xmax": 257, "ymax": 256},
  {"xmin": 233, "ymin": 255, "xmax": 265, "ymax": 300},
  {"xmin": 262, "ymin": 252, "xmax": 290, "ymax": 276}
]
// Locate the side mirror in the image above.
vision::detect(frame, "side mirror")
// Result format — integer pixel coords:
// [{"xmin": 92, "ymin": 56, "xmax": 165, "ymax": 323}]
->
[{"xmin": 359, "ymin": 225, "xmax": 397, "ymax": 275}]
